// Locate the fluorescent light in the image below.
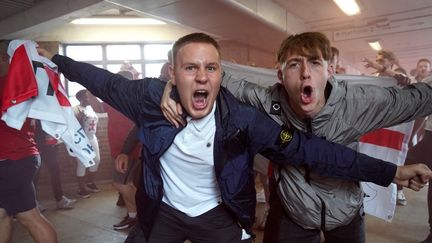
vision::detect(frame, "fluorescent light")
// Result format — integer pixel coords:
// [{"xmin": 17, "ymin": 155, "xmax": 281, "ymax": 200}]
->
[
  {"xmin": 333, "ymin": 0, "xmax": 360, "ymax": 16},
  {"xmin": 368, "ymin": 41, "xmax": 382, "ymax": 51},
  {"xmin": 71, "ymin": 17, "xmax": 166, "ymax": 25}
]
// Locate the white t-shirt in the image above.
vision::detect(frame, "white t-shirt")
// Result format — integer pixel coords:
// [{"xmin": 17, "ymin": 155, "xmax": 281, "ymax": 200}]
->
[
  {"xmin": 160, "ymin": 103, "xmax": 221, "ymax": 217},
  {"xmin": 73, "ymin": 105, "xmax": 99, "ymax": 137}
]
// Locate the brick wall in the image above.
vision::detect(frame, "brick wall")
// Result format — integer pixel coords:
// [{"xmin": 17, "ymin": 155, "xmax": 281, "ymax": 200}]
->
[
  {"xmin": 36, "ymin": 114, "xmax": 114, "ymax": 195},
  {"xmin": 219, "ymin": 40, "xmax": 277, "ymax": 68}
]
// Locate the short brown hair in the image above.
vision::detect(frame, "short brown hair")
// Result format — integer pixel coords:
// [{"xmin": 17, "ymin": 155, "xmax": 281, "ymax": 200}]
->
[
  {"xmin": 75, "ymin": 89, "xmax": 88, "ymax": 101},
  {"xmin": 277, "ymin": 32, "xmax": 332, "ymax": 64},
  {"xmin": 417, "ymin": 58, "xmax": 431, "ymax": 66},
  {"xmin": 331, "ymin": 47, "xmax": 339, "ymax": 60},
  {"xmin": 172, "ymin": 33, "xmax": 220, "ymax": 65},
  {"xmin": 117, "ymin": 70, "xmax": 134, "ymax": 80},
  {"xmin": 377, "ymin": 50, "xmax": 396, "ymax": 62}
]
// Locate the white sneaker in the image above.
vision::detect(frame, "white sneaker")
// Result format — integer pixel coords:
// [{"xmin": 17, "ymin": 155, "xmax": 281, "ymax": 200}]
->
[
  {"xmin": 36, "ymin": 201, "xmax": 46, "ymax": 213},
  {"xmin": 56, "ymin": 196, "xmax": 77, "ymax": 209},
  {"xmin": 397, "ymin": 190, "xmax": 407, "ymax": 206}
]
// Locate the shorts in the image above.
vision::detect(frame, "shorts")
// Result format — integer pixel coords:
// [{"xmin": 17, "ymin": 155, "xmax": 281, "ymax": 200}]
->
[
  {"xmin": 112, "ymin": 158, "xmax": 141, "ymax": 186},
  {"xmin": 0, "ymin": 155, "xmax": 40, "ymax": 216}
]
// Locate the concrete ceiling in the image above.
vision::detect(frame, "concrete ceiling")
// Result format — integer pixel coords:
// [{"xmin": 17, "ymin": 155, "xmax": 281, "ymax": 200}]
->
[{"xmin": 1, "ymin": 0, "xmax": 431, "ymax": 73}]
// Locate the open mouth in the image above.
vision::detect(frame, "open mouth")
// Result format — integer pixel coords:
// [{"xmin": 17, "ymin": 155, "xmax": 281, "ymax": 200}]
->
[
  {"xmin": 303, "ymin": 86, "xmax": 312, "ymax": 96},
  {"xmin": 300, "ymin": 85, "xmax": 313, "ymax": 104},
  {"xmin": 192, "ymin": 90, "xmax": 209, "ymax": 110}
]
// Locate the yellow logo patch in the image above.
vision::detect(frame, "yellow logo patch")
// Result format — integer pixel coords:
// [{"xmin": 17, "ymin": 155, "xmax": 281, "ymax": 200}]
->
[{"xmin": 280, "ymin": 129, "xmax": 292, "ymax": 144}]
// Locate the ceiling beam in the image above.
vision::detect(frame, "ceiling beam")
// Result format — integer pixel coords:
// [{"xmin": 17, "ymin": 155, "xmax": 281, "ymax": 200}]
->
[{"xmin": 0, "ymin": 0, "xmax": 113, "ymax": 39}]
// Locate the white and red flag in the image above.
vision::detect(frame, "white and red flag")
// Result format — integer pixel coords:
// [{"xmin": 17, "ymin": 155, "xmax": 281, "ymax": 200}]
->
[
  {"xmin": 359, "ymin": 122, "xmax": 414, "ymax": 221},
  {"xmin": 1, "ymin": 40, "xmax": 95, "ymax": 167}
]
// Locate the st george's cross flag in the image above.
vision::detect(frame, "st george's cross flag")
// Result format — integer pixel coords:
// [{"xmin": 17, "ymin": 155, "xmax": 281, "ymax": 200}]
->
[
  {"xmin": 359, "ymin": 121, "xmax": 414, "ymax": 221},
  {"xmin": 1, "ymin": 40, "xmax": 95, "ymax": 167}
]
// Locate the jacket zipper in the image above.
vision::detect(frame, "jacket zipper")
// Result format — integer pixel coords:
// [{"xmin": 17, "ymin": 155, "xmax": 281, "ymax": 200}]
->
[{"xmin": 304, "ymin": 118, "xmax": 327, "ymax": 231}]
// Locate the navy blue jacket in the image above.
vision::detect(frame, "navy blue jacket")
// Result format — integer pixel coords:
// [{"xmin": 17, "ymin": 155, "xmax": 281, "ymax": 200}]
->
[{"xmin": 52, "ymin": 55, "xmax": 396, "ymax": 237}]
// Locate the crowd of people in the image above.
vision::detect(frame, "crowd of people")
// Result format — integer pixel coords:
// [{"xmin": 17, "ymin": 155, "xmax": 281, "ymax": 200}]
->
[{"xmin": 0, "ymin": 30, "xmax": 432, "ymax": 243}]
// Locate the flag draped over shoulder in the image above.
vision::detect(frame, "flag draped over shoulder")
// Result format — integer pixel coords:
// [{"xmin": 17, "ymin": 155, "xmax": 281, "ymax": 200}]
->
[{"xmin": 1, "ymin": 40, "xmax": 96, "ymax": 167}]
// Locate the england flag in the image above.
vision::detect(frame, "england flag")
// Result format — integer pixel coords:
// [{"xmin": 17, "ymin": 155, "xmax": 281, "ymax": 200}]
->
[
  {"xmin": 1, "ymin": 40, "xmax": 96, "ymax": 167},
  {"xmin": 359, "ymin": 122, "xmax": 414, "ymax": 221}
]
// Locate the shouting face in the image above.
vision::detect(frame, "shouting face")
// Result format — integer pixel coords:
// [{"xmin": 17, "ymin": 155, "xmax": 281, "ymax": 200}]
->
[
  {"xmin": 278, "ymin": 49, "xmax": 333, "ymax": 118},
  {"xmin": 170, "ymin": 42, "xmax": 222, "ymax": 119}
]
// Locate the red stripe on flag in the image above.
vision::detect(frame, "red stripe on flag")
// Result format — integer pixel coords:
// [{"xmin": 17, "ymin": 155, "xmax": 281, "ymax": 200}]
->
[
  {"xmin": 359, "ymin": 128, "xmax": 405, "ymax": 151},
  {"xmin": 1, "ymin": 45, "xmax": 38, "ymax": 111}
]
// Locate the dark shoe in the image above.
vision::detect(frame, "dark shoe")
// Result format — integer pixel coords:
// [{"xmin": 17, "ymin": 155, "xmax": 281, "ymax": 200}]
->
[
  {"xmin": 77, "ymin": 189, "xmax": 91, "ymax": 199},
  {"xmin": 422, "ymin": 233, "xmax": 432, "ymax": 243},
  {"xmin": 86, "ymin": 182, "xmax": 101, "ymax": 193},
  {"xmin": 113, "ymin": 215, "xmax": 136, "ymax": 230},
  {"xmin": 124, "ymin": 225, "xmax": 146, "ymax": 243},
  {"xmin": 116, "ymin": 194, "xmax": 125, "ymax": 206}
]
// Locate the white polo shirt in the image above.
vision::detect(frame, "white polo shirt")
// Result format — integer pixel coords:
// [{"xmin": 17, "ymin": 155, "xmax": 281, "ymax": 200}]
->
[{"xmin": 160, "ymin": 103, "xmax": 221, "ymax": 217}]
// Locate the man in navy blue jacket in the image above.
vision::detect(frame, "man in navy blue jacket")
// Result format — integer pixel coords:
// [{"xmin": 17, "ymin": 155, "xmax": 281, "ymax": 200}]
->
[{"xmin": 38, "ymin": 33, "xmax": 431, "ymax": 243}]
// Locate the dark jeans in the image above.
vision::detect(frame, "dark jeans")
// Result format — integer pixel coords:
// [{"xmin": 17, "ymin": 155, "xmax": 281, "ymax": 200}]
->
[
  {"xmin": 125, "ymin": 203, "xmax": 252, "ymax": 243},
  {"xmin": 34, "ymin": 145, "xmax": 63, "ymax": 201},
  {"xmin": 264, "ymin": 178, "xmax": 365, "ymax": 243},
  {"xmin": 407, "ymin": 130, "xmax": 432, "ymax": 231}
]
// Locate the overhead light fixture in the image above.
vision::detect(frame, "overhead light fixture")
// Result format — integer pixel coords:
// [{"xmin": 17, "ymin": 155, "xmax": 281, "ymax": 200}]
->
[
  {"xmin": 368, "ymin": 40, "xmax": 382, "ymax": 51},
  {"xmin": 71, "ymin": 17, "xmax": 166, "ymax": 25},
  {"xmin": 333, "ymin": 0, "xmax": 360, "ymax": 16}
]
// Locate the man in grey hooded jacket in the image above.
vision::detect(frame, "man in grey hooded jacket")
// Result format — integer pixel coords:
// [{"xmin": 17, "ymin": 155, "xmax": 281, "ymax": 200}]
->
[{"xmin": 161, "ymin": 32, "xmax": 432, "ymax": 243}]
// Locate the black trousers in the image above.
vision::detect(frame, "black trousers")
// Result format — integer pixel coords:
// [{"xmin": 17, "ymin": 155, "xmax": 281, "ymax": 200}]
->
[
  {"xmin": 34, "ymin": 145, "xmax": 63, "ymax": 202},
  {"xmin": 407, "ymin": 130, "xmax": 432, "ymax": 231},
  {"xmin": 125, "ymin": 203, "xmax": 252, "ymax": 243},
  {"xmin": 263, "ymin": 178, "xmax": 365, "ymax": 243}
]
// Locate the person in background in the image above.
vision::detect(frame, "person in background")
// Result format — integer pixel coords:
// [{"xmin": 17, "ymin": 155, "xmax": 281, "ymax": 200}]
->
[
  {"xmin": 101, "ymin": 70, "xmax": 137, "ymax": 208},
  {"xmin": 73, "ymin": 89, "xmax": 101, "ymax": 198},
  {"xmin": 363, "ymin": 50, "xmax": 408, "ymax": 78},
  {"xmin": 406, "ymin": 58, "xmax": 432, "ymax": 243},
  {"xmin": 34, "ymin": 120, "xmax": 77, "ymax": 210},
  {"xmin": 120, "ymin": 62, "xmax": 141, "ymax": 79},
  {"xmin": 414, "ymin": 58, "xmax": 432, "ymax": 83},
  {"xmin": 330, "ymin": 46, "xmax": 346, "ymax": 74},
  {"xmin": 159, "ymin": 50, "xmax": 172, "ymax": 82},
  {"xmin": 110, "ymin": 70, "xmax": 141, "ymax": 230},
  {"xmin": 112, "ymin": 126, "xmax": 141, "ymax": 230},
  {"xmin": 330, "ymin": 46, "xmax": 339, "ymax": 73},
  {"xmin": 0, "ymin": 40, "xmax": 57, "ymax": 243},
  {"xmin": 364, "ymin": 49, "xmax": 412, "ymax": 207}
]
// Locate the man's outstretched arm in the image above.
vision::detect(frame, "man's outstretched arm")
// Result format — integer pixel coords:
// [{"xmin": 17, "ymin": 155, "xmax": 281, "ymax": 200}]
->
[{"xmin": 243, "ymin": 107, "xmax": 432, "ymax": 191}]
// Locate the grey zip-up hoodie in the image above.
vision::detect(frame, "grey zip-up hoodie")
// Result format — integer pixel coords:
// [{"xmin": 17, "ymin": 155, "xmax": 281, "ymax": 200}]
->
[{"xmin": 222, "ymin": 73, "xmax": 432, "ymax": 230}]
